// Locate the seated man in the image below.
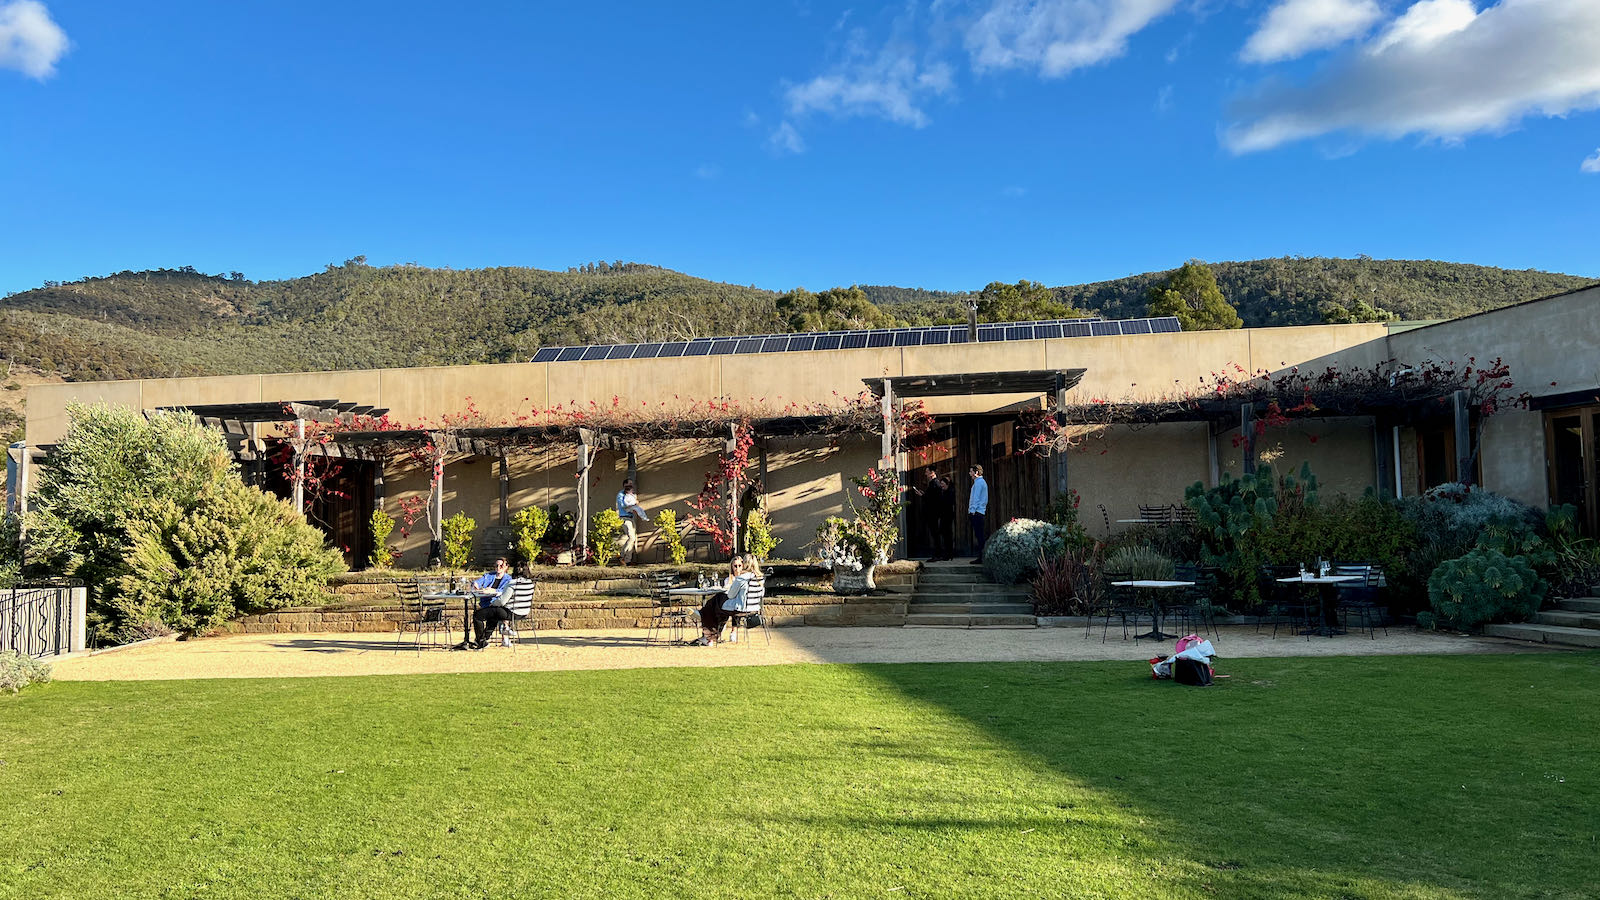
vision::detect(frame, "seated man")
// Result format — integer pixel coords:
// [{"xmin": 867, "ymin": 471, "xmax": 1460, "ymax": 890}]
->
[{"xmin": 455, "ymin": 557, "xmax": 515, "ymax": 650}]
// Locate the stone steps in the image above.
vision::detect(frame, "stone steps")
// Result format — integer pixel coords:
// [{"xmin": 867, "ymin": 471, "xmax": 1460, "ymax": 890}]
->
[
  {"xmin": 905, "ymin": 613, "xmax": 1038, "ymax": 627},
  {"xmin": 1484, "ymin": 623, "xmax": 1600, "ymax": 648},
  {"xmin": 908, "ymin": 598, "xmax": 1030, "ymax": 611},
  {"xmin": 1483, "ymin": 596, "xmax": 1600, "ymax": 648}
]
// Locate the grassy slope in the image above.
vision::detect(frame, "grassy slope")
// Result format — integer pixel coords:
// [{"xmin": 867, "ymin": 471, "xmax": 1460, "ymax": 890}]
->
[
  {"xmin": 2, "ymin": 259, "xmax": 1592, "ymax": 382},
  {"xmin": 2, "ymin": 653, "xmax": 1596, "ymax": 899}
]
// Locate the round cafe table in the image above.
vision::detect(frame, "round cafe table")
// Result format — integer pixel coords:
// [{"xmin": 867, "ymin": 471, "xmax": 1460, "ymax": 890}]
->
[
  {"xmin": 1276, "ymin": 574, "xmax": 1364, "ymax": 636},
  {"xmin": 1110, "ymin": 580, "xmax": 1196, "ymax": 641}
]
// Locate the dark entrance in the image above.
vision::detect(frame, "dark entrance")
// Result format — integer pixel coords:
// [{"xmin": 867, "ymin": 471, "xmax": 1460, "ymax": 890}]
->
[
  {"xmin": 906, "ymin": 415, "xmax": 1051, "ymax": 558},
  {"xmin": 1546, "ymin": 405, "xmax": 1599, "ymax": 537},
  {"xmin": 260, "ymin": 446, "xmax": 374, "ymax": 569}
]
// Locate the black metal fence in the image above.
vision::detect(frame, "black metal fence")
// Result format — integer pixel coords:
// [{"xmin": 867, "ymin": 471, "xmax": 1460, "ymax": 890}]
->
[{"xmin": 0, "ymin": 586, "xmax": 76, "ymax": 658}]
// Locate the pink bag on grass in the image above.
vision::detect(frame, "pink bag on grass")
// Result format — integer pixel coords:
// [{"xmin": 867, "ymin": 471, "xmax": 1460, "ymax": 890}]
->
[{"xmin": 1174, "ymin": 634, "xmax": 1203, "ymax": 654}]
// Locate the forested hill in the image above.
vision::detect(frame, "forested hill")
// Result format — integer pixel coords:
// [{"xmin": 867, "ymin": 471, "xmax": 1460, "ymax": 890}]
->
[{"xmin": 1, "ymin": 257, "xmax": 1591, "ymax": 383}]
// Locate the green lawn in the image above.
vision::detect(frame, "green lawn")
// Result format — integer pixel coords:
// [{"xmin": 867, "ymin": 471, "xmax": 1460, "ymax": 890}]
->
[{"xmin": 2, "ymin": 654, "xmax": 1597, "ymax": 899}]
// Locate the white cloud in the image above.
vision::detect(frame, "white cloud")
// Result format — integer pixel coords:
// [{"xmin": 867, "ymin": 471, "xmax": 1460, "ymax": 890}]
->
[
  {"xmin": 966, "ymin": 0, "xmax": 1182, "ymax": 77},
  {"xmin": 1241, "ymin": 0, "xmax": 1382, "ymax": 63},
  {"xmin": 1368, "ymin": 0, "xmax": 1478, "ymax": 54},
  {"xmin": 768, "ymin": 121, "xmax": 806, "ymax": 154},
  {"xmin": 694, "ymin": 164, "xmax": 721, "ymax": 180},
  {"xmin": 1155, "ymin": 83, "xmax": 1173, "ymax": 112},
  {"xmin": 0, "ymin": 0, "xmax": 67, "ymax": 79},
  {"xmin": 1583, "ymin": 148, "xmax": 1600, "ymax": 173},
  {"xmin": 784, "ymin": 35, "xmax": 955, "ymax": 128},
  {"xmin": 1226, "ymin": 0, "xmax": 1600, "ymax": 153}
]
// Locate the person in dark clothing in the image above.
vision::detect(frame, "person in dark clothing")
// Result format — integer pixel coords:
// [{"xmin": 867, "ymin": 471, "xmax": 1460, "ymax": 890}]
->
[
  {"xmin": 454, "ymin": 557, "xmax": 515, "ymax": 650},
  {"xmin": 914, "ymin": 472, "xmax": 956, "ymax": 560}
]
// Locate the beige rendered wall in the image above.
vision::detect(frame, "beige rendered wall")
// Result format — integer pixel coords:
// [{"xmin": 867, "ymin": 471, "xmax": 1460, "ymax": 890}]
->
[{"xmin": 26, "ymin": 323, "xmax": 1393, "ymax": 560}]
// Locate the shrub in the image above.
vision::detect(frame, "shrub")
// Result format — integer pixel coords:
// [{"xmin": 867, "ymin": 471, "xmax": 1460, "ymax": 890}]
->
[
  {"xmin": 590, "ymin": 508, "xmax": 624, "ymax": 567},
  {"xmin": 1545, "ymin": 505, "xmax": 1600, "ymax": 598},
  {"xmin": 984, "ymin": 518, "xmax": 1066, "ymax": 584},
  {"xmin": 440, "ymin": 512, "xmax": 476, "ymax": 569},
  {"xmin": 369, "ymin": 509, "xmax": 395, "ymax": 569},
  {"xmin": 1030, "ymin": 542, "xmax": 1105, "ymax": 616},
  {"xmin": 114, "ymin": 479, "xmax": 345, "ymax": 636},
  {"xmin": 1046, "ymin": 489, "xmax": 1094, "ymax": 551},
  {"xmin": 848, "ymin": 468, "xmax": 903, "ymax": 564},
  {"xmin": 511, "ymin": 506, "xmax": 550, "ymax": 564},
  {"xmin": 1105, "ymin": 545, "xmax": 1175, "ymax": 581},
  {"xmin": 744, "ymin": 508, "xmax": 780, "ymax": 561},
  {"xmin": 25, "ymin": 403, "xmax": 346, "ymax": 643},
  {"xmin": 1187, "ymin": 464, "xmax": 1310, "ymax": 607},
  {"xmin": 655, "ymin": 508, "xmax": 687, "ymax": 565},
  {"xmin": 544, "ymin": 505, "xmax": 576, "ymax": 545},
  {"xmin": 1400, "ymin": 483, "xmax": 1542, "ymax": 555},
  {"xmin": 1426, "ymin": 548, "xmax": 1547, "ymax": 630},
  {"xmin": 0, "ymin": 650, "xmax": 51, "ymax": 694}
]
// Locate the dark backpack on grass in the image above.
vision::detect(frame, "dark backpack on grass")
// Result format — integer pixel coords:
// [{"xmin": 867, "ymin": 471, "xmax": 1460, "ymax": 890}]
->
[{"xmin": 1174, "ymin": 658, "xmax": 1213, "ymax": 687}]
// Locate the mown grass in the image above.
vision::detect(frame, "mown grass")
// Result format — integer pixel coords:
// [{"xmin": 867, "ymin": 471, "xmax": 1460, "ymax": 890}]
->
[{"xmin": 2, "ymin": 653, "xmax": 1596, "ymax": 899}]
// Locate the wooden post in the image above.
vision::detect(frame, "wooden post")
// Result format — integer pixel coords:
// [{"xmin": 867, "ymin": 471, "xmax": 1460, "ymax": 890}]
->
[
  {"xmin": 1207, "ymin": 421, "xmax": 1221, "ymax": 488},
  {"xmin": 1373, "ymin": 420, "xmax": 1394, "ymax": 498},
  {"xmin": 882, "ymin": 378, "xmax": 907, "ymax": 560},
  {"xmin": 427, "ymin": 445, "xmax": 444, "ymax": 567},
  {"xmin": 576, "ymin": 430, "xmax": 592, "ymax": 558},
  {"xmin": 725, "ymin": 423, "xmax": 739, "ymax": 561},
  {"xmin": 292, "ymin": 418, "xmax": 306, "ymax": 516},
  {"xmin": 1454, "ymin": 389, "xmax": 1473, "ymax": 486},
  {"xmin": 1051, "ymin": 372, "xmax": 1069, "ymax": 500},
  {"xmin": 626, "ymin": 444, "xmax": 637, "ymax": 489},
  {"xmin": 498, "ymin": 451, "xmax": 510, "ymax": 526},
  {"xmin": 1240, "ymin": 404, "xmax": 1256, "ymax": 476}
]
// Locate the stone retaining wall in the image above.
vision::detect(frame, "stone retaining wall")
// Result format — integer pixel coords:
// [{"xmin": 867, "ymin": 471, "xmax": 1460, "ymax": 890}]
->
[{"xmin": 225, "ymin": 572, "xmax": 914, "ymax": 634}]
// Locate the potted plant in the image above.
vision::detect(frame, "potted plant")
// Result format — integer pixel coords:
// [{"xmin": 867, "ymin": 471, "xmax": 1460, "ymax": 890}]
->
[{"xmin": 815, "ymin": 516, "xmax": 876, "ymax": 593}]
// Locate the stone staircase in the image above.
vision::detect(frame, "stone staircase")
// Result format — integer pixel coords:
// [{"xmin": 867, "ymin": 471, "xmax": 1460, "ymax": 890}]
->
[
  {"xmin": 904, "ymin": 560, "xmax": 1036, "ymax": 628},
  {"xmin": 1485, "ymin": 590, "xmax": 1600, "ymax": 648}
]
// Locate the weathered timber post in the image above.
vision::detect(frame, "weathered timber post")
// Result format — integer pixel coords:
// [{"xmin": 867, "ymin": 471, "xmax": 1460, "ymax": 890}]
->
[
  {"xmin": 576, "ymin": 429, "xmax": 593, "ymax": 559},
  {"xmin": 427, "ymin": 440, "xmax": 445, "ymax": 568},
  {"xmin": 1051, "ymin": 371, "xmax": 1070, "ymax": 501},
  {"xmin": 1453, "ymin": 389, "xmax": 1473, "ymax": 486},
  {"xmin": 292, "ymin": 418, "xmax": 307, "ymax": 516},
  {"xmin": 725, "ymin": 423, "xmax": 739, "ymax": 561},
  {"xmin": 1240, "ymin": 403, "xmax": 1256, "ymax": 476},
  {"xmin": 498, "ymin": 451, "xmax": 510, "ymax": 526}
]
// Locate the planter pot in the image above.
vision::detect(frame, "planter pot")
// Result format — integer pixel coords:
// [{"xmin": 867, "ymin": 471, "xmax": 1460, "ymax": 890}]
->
[{"xmin": 832, "ymin": 564, "xmax": 877, "ymax": 595}]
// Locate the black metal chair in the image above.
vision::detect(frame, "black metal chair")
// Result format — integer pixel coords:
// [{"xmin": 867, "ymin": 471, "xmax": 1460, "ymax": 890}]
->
[
  {"xmin": 1166, "ymin": 563, "xmax": 1219, "ymax": 637},
  {"xmin": 1093, "ymin": 570, "xmax": 1144, "ymax": 642},
  {"xmin": 1334, "ymin": 563, "xmax": 1388, "ymax": 639},
  {"xmin": 393, "ymin": 580, "xmax": 448, "ymax": 652},
  {"xmin": 1258, "ymin": 565, "xmax": 1315, "ymax": 640},
  {"xmin": 646, "ymin": 571, "xmax": 694, "ymax": 644}
]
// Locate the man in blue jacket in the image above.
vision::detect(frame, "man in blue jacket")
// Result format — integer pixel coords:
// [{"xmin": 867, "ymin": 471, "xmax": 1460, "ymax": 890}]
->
[
  {"xmin": 455, "ymin": 557, "xmax": 515, "ymax": 650},
  {"xmin": 967, "ymin": 464, "xmax": 989, "ymax": 564}
]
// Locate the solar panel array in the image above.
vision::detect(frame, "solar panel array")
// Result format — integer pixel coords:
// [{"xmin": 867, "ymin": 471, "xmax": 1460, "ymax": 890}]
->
[{"xmin": 530, "ymin": 316, "xmax": 1182, "ymax": 364}]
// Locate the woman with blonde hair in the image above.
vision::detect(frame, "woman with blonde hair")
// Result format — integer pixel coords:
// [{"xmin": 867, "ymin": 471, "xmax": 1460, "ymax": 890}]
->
[{"xmin": 691, "ymin": 555, "xmax": 753, "ymax": 645}]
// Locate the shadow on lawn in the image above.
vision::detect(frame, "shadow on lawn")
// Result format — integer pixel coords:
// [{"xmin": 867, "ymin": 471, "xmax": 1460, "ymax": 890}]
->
[{"xmin": 812, "ymin": 654, "xmax": 1585, "ymax": 899}]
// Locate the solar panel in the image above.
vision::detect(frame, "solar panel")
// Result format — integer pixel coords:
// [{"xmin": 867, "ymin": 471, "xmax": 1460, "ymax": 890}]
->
[
  {"xmin": 658, "ymin": 341, "xmax": 688, "ymax": 357},
  {"xmin": 683, "ymin": 340, "xmax": 714, "ymax": 357},
  {"xmin": 1151, "ymin": 317, "xmax": 1182, "ymax": 333},
  {"xmin": 894, "ymin": 330, "xmax": 923, "ymax": 347},
  {"xmin": 632, "ymin": 343, "xmax": 663, "ymax": 359},
  {"xmin": 557, "ymin": 347, "xmax": 586, "ymax": 362},
  {"xmin": 532, "ymin": 347, "xmax": 562, "ymax": 363},
  {"xmin": 787, "ymin": 334, "xmax": 817, "ymax": 352},
  {"xmin": 580, "ymin": 346, "xmax": 610, "ymax": 360},
  {"xmin": 839, "ymin": 332, "xmax": 868, "ymax": 349},
  {"xmin": 735, "ymin": 338, "xmax": 764, "ymax": 354},
  {"xmin": 977, "ymin": 325, "xmax": 1005, "ymax": 342},
  {"xmin": 1005, "ymin": 325, "xmax": 1032, "ymax": 341},
  {"xmin": 709, "ymin": 339, "xmax": 737, "ymax": 354},
  {"xmin": 1121, "ymin": 319, "xmax": 1152, "ymax": 335},
  {"xmin": 606, "ymin": 344, "xmax": 637, "ymax": 359},
  {"xmin": 865, "ymin": 330, "xmax": 893, "ymax": 348},
  {"xmin": 815, "ymin": 334, "xmax": 842, "ymax": 351},
  {"xmin": 761, "ymin": 336, "xmax": 789, "ymax": 352},
  {"xmin": 1090, "ymin": 321, "xmax": 1120, "ymax": 337},
  {"xmin": 923, "ymin": 329, "xmax": 949, "ymax": 345},
  {"xmin": 1034, "ymin": 323, "xmax": 1063, "ymax": 339}
]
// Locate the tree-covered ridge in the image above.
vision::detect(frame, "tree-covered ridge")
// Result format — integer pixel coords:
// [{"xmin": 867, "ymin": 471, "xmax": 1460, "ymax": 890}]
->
[{"xmin": 1, "ymin": 257, "xmax": 1591, "ymax": 382}]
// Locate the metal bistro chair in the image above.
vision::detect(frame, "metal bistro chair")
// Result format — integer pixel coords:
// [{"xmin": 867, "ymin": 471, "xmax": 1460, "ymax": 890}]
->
[
  {"xmin": 1166, "ymin": 563, "xmax": 1219, "ymax": 638},
  {"xmin": 1334, "ymin": 563, "xmax": 1389, "ymax": 639},
  {"xmin": 729, "ymin": 572, "xmax": 771, "ymax": 646},
  {"xmin": 497, "ymin": 577, "xmax": 538, "ymax": 650},
  {"xmin": 646, "ymin": 571, "xmax": 694, "ymax": 645},
  {"xmin": 1092, "ymin": 570, "xmax": 1143, "ymax": 642},
  {"xmin": 393, "ymin": 579, "xmax": 449, "ymax": 652},
  {"xmin": 1258, "ymin": 565, "xmax": 1315, "ymax": 640}
]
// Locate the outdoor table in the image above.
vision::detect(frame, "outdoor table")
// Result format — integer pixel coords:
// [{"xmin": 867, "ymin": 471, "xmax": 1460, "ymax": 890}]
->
[
  {"xmin": 1276, "ymin": 575, "xmax": 1364, "ymax": 636},
  {"xmin": 423, "ymin": 589, "xmax": 497, "ymax": 645},
  {"xmin": 1110, "ymin": 580, "xmax": 1196, "ymax": 641}
]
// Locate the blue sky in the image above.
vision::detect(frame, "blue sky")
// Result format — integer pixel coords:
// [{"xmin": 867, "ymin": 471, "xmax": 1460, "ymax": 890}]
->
[{"xmin": 1, "ymin": 0, "xmax": 1597, "ymax": 296}]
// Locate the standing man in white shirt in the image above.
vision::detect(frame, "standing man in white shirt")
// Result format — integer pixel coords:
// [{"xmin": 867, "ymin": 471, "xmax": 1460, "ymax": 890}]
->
[
  {"xmin": 615, "ymin": 478, "xmax": 650, "ymax": 564},
  {"xmin": 967, "ymin": 464, "xmax": 989, "ymax": 564}
]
